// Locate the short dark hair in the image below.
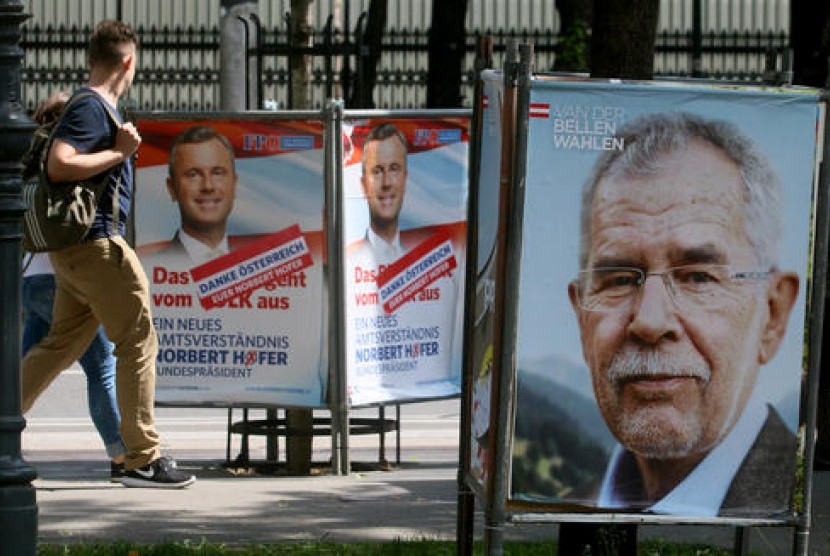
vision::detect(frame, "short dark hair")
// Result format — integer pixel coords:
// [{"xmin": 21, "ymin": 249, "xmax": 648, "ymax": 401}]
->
[
  {"xmin": 168, "ymin": 125, "xmax": 236, "ymax": 178},
  {"xmin": 88, "ymin": 20, "xmax": 138, "ymax": 70},
  {"xmin": 361, "ymin": 123, "xmax": 409, "ymax": 173}
]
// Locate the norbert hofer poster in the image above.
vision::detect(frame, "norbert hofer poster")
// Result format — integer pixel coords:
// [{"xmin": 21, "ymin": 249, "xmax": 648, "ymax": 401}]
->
[
  {"xmin": 510, "ymin": 79, "xmax": 823, "ymax": 519},
  {"xmin": 342, "ymin": 116, "xmax": 469, "ymax": 406},
  {"xmin": 134, "ymin": 117, "xmax": 327, "ymax": 408}
]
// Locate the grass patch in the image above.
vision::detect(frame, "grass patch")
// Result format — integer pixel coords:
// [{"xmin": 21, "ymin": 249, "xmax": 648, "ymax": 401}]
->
[{"xmin": 37, "ymin": 539, "xmax": 744, "ymax": 555}]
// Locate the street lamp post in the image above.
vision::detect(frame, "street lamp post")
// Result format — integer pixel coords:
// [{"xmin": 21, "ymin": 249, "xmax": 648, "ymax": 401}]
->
[{"xmin": 0, "ymin": 1, "xmax": 38, "ymax": 554}]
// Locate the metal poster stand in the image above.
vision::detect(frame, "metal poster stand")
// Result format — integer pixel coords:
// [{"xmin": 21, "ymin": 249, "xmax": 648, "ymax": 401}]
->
[
  {"xmin": 140, "ymin": 104, "xmax": 470, "ymax": 476},
  {"xmin": 138, "ymin": 108, "xmax": 335, "ymax": 472},
  {"xmin": 335, "ymin": 106, "xmax": 470, "ymax": 475},
  {"xmin": 452, "ymin": 38, "xmax": 532, "ymax": 555},
  {"xmin": 326, "ymin": 98, "xmax": 348, "ymax": 475},
  {"xmin": 484, "ymin": 41, "xmax": 533, "ymax": 556},
  {"xmin": 456, "ymin": 34, "xmax": 494, "ymax": 556},
  {"xmin": 792, "ymin": 92, "xmax": 830, "ymax": 555},
  {"xmin": 456, "ymin": 38, "xmax": 532, "ymax": 556},
  {"xmin": 458, "ymin": 40, "xmax": 830, "ymax": 556}
]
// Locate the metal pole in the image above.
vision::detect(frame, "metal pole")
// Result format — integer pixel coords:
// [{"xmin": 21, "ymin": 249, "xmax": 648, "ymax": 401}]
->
[
  {"xmin": 341, "ymin": 0, "xmax": 352, "ymax": 102},
  {"xmin": 219, "ymin": 0, "xmax": 258, "ymax": 111},
  {"xmin": 692, "ymin": 0, "xmax": 702, "ymax": 78},
  {"xmin": 733, "ymin": 526, "xmax": 749, "ymax": 556},
  {"xmin": 284, "ymin": 11, "xmax": 293, "ymax": 108},
  {"xmin": 235, "ymin": 12, "xmax": 264, "ymax": 110},
  {"xmin": 483, "ymin": 39, "xmax": 526, "ymax": 556},
  {"xmin": 457, "ymin": 34, "xmax": 493, "ymax": 556},
  {"xmin": 793, "ymin": 93, "xmax": 830, "ymax": 556},
  {"xmin": 237, "ymin": 14, "xmax": 251, "ymax": 110},
  {"xmin": 352, "ymin": 13, "xmax": 367, "ymax": 107},
  {"xmin": 324, "ymin": 15, "xmax": 334, "ymax": 100},
  {"xmin": 324, "ymin": 99, "xmax": 349, "ymax": 475},
  {"xmin": 249, "ymin": 12, "xmax": 263, "ymax": 109},
  {"xmin": 0, "ymin": 1, "xmax": 38, "ymax": 554}
]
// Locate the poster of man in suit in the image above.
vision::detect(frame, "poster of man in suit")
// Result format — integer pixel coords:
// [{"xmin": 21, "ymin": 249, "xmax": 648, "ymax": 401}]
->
[
  {"xmin": 509, "ymin": 79, "xmax": 824, "ymax": 518},
  {"xmin": 342, "ymin": 117, "xmax": 469, "ymax": 406},
  {"xmin": 135, "ymin": 118, "xmax": 328, "ymax": 407}
]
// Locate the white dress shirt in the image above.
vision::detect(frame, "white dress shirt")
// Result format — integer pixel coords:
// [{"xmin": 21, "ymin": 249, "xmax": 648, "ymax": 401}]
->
[
  {"xmin": 364, "ymin": 227, "xmax": 404, "ymax": 265},
  {"xmin": 178, "ymin": 229, "xmax": 230, "ymax": 263},
  {"xmin": 597, "ymin": 398, "xmax": 769, "ymax": 517}
]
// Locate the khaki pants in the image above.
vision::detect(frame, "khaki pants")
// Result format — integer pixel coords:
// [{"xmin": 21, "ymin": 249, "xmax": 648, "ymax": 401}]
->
[{"xmin": 22, "ymin": 235, "xmax": 161, "ymax": 470}]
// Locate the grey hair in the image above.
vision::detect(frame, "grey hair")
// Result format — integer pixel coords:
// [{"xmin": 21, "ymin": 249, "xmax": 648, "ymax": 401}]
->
[{"xmin": 578, "ymin": 112, "xmax": 783, "ymax": 270}]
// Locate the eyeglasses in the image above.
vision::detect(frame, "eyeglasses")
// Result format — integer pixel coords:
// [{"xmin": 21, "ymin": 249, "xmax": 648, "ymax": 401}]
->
[{"xmin": 574, "ymin": 264, "xmax": 770, "ymax": 313}]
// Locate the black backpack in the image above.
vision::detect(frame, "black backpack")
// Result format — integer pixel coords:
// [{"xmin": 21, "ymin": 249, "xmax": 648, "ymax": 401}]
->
[{"xmin": 21, "ymin": 91, "xmax": 122, "ymax": 252}]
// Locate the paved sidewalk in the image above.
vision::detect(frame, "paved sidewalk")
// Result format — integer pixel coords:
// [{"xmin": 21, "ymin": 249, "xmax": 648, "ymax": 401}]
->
[
  {"xmin": 20, "ymin": 372, "xmax": 830, "ymax": 553},
  {"xmin": 26, "ymin": 430, "xmax": 830, "ymax": 553}
]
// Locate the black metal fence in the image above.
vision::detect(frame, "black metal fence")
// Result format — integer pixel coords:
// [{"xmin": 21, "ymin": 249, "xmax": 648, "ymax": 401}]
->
[{"xmin": 20, "ymin": 22, "xmax": 790, "ymax": 112}]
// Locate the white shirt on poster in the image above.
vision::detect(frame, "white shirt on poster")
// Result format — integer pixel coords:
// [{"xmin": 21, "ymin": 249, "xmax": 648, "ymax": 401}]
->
[
  {"xmin": 597, "ymin": 398, "xmax": 769, "ymax": 517},
  {"xmin": 178, "ymin": 229, "xmax": 230, "ymax": 263},
  {"xmin": 364, "ymin": 227, "xmax": 405, "ymax": 265}
]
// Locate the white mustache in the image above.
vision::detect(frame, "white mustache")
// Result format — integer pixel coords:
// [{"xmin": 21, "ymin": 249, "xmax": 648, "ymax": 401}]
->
[{"xmin": 607, "ymin": 350, "xmax": 711, "ymax": 386}]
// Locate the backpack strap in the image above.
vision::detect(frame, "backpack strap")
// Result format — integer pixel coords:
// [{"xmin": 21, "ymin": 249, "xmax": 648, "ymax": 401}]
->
[
  {"xmin": 21, "ymin": 251, "xmax": 34, "ymax": 274},
  {"xmin": 89, "ymin": 94, "xmax": 126, "ymax": 238},
  {"xmin": 48, "ymin": 90, "xmax": 126, "ymax": 237},
  {"xmin": 40, "ymin": 91, "xmax": 98, "ymax": 165}
]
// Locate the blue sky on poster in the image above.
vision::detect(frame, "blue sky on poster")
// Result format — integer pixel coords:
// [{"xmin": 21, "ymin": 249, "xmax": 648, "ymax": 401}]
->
[
  {"xmin": 136, "ymin": 133, "xmax": 468, "ymax": 249},
  {"xmin": 341, "ymin": 142, "xmax": 468, "ymax": 244},
  {"xmin": 135, "ymin": 149, "xmax": 326, "ymax": 247}
]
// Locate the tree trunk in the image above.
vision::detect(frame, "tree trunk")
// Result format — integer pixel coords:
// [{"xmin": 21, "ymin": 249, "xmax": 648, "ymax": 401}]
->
[
  {"xmin": 590, "ymin": 0, "xmax": 658, "ymax": 79},
  {"xmin": 287, "ymin": 0, "xmax": 314, "ymax": 475},
  {"xmin": 289, "ymin": 0, "xmax": 313, "ymax": 109},
  {"xmin": 553, "ymin": 0, "xmax": 592, "ymax": 72},
  {"xmin": 348, "ymin": 0, "xmax": 386, "ymax": 108},
  {"xmin": 791, "ymin": 0, "xmax": 830, "ymax": 87},
  {"xmin": 426, "ymin": 0, "xmax": 468, "ymax": 107},
  {"xmin": 559, "ymin": 3, "xmax": 657, "ymax": 551}
]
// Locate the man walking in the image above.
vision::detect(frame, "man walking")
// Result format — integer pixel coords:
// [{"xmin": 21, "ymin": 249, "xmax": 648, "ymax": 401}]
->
[{"xmin": 21, "ymin": 20, "xmax": 194, "ymax": 488}]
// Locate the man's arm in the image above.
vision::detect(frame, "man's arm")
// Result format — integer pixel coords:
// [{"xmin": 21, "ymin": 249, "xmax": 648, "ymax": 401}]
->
[{"xmin": 46, "ymin": 122, "xmax": 140, "ymax": 183}]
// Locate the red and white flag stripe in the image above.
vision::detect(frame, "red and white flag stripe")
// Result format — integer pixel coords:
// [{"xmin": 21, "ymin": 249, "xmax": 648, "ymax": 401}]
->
[{"xmin": 529, "ymin": 102, "xmax": 550, "ymax": 118}]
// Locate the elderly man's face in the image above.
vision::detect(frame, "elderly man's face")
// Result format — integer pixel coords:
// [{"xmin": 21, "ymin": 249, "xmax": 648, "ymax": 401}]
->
[
  {"xmin": 167, "ymin": 138, "xmax": 237, "ymax": 237},
  {"xmin": 569, "ymin": 140, "xmax": 792, "ymax": 461}
]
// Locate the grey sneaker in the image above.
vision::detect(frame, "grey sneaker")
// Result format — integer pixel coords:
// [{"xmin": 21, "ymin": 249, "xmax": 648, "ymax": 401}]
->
[{"xmin": 122, "ymin": 457, "xmax": 195, "ymax": 489}]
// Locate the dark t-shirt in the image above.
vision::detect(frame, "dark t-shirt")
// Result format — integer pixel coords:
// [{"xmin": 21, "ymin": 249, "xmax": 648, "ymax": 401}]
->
[{"xmin": 53, "ymin": 87, "xmax": 133, "ymax": 240}]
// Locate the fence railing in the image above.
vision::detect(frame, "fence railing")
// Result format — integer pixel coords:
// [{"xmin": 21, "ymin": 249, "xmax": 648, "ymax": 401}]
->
[{"xmin": 20, "ymin": 23, "xmax": 791, "ymax": 112}]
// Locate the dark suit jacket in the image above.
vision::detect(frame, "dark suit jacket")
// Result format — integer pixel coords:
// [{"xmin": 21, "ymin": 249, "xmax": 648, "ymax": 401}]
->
[
  {"xmin": 148, "ymin": 232, "xmax": 230, "ymax": 266},
  {"xmin": 565, "ymin": 405, "xmax": 796, "ymax": 517},
  {"xmin": 154, "ymin": 232, "xmax": 188, "ymax": 258},
  {"xmin": 140, "ymin": 232, "xmax": 191, "ymax": 270},
  {"xmin": 718, "ymin": 406, "xmax": 796, "ymax": 517}
]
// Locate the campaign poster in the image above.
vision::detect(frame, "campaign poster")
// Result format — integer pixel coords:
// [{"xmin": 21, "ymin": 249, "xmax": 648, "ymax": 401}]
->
[
  {"xmin": 134, "ymin": 117, "xmax": 327, "ymax": 408},
  {"xmin": 342, "ymin": 116, "xmax": 469, "ymax": 406},
  {"xmin": 467, "ymin": 70, "xmax": 505, "ymax": 487},
  {"xmin": 509, "ymin": 79, "xmax": 824, "ymax": 519}
]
